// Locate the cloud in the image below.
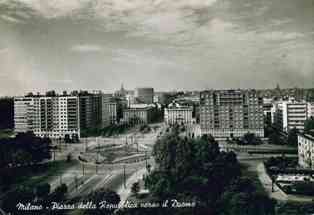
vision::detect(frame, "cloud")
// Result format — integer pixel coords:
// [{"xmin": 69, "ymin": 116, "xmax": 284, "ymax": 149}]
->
[
  {"xmin": 0, "ymin": 48, "xmax": 8, "ymax": 54},
  {"xmin": 70, "ymin": 44, "xmax": 103, "ymax": 53},
  {"xmin": 261, "ymin": 31, "xmax": 304, "ymax": 41},
  {"xmin": 0, "ymin": 15, "xmax": 24, "ymax": 23}
]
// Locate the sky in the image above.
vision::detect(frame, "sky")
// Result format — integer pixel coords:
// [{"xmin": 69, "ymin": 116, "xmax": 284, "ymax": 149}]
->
[{"xmin": 0, "ymin": 0, "xmax": 314, "ymax": 96}]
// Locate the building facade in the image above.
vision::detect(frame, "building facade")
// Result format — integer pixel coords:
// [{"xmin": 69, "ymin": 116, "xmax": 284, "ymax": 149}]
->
[
  {"xmin": 122, "ymin": 104, "xmax": 155, "ymax": 125},
  {"xmin": 14, "ymin": 95, "xmax": 80, "ymax": 138},
  {"xmin": 14, "ymin": 97, "xmax": 35, "ymax": 133},
  {"xmin": 101, "ymin": 94, "xmax": 117, "ymax": 127},
  {"xmin": 164, "ymin": 103, "xmax": 193, "ymax": 125},
  {"xmin": 308, "ymin": 102, "xmax": 314, "ymax": 118},
  {"xmin": 272, "ymin": 100, "xmax": 308, "ymax": 132},
  {"xmin": 135, "ymin": 87, "xmax": 154, "ymax": 104},
  {"xmin": 200, "ymin": 90, "xmax": 264, "ymax": 138},
  {"xmin": 298, "ymin": 133, "xmax": 314, "ymax": 169}
]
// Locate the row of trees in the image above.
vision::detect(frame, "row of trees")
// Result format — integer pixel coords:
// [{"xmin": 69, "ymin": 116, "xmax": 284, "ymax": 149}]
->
[
  {"xmin": 229, "ymin": 132, "xmax": 263, "ymax": 145},
  {"xmin": 81, "ymin": 123, "xmax": 133, "ymax": 138},
  {"xmin": 0, "ymin": 132, "xmax": 51, "ymax": 169}
]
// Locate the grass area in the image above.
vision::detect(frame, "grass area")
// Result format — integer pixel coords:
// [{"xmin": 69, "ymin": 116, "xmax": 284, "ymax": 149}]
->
[{"xmin": 0, "ymin": 129, "xmax": 13, "ymax": 139}]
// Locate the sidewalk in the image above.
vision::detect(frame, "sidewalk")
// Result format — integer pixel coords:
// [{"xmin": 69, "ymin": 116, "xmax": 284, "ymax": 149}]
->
[{"xmin": 256, "ymin": 163, "xmax": 288, "ymax": 201}]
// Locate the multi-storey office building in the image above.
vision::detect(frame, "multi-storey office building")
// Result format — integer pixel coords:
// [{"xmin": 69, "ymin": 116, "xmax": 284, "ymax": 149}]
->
[
  {"xmin": 122, "ymin": 104, "xmax": 155, "ymax": 125},
  {"xmin": 14, "ymin": 95, "xmax": 80, "ymax": 138},
  {"xmin": 164, "ymin": 103, "xmax": 193, "ymax": 125},
  {"xmin": 298, "ymin": 133, "xmax": 314, "ymax": 169},
  {"xmin": 272, "ymin": 100, "xmax": 308, "ymax": 132},
  {"xmin": 200, "ymin": 90, "xmax": 264, "ymax": 138},
  {"xmin": 282, "ymin": 101, "xmax": 308, "ymax": 132}
]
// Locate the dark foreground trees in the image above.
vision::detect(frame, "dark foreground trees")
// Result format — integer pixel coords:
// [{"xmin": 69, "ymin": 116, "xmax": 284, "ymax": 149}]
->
[
  {"xmin": 83, "ymin": 188, "xmax": 121, "ymax": 215},
  {"xmin": 0, "ymin": 131, "xmax": 51, "ymax": 169},
  {"xmin": 138, "ymin": 129, "xmax": 276, "ymax": 215}
]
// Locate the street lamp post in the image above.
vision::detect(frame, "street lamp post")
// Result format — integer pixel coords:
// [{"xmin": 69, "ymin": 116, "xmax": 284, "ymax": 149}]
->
[
  {"xmin": 85, "ymin": 138, "xmax": 87, "ymax": 153},
  {"xmin": 123, "ymin": 164, "xmax": 126, "ymax": 189},
  {"xmin": 75, "ymin": 174, "xmax": 78, "ymax": 191},
  {"xmin": 59, "ymin": 175, "xmax": 62, "ymax": 186},
  {"xmin": 271, "ymin": 175, "xmax": 276, "ymax": 192}
]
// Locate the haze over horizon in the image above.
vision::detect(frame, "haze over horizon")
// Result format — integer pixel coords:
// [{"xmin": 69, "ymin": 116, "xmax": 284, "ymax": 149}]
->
[{"xmin": 0, "ymin": 0, "xmax": 314, "ymax": 96}]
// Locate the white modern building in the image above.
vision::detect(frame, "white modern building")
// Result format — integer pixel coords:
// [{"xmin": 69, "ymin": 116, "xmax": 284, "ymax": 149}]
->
[
  {"xmin": 308, "ymin": 102, "xmax": 314, "ymax": 118},
  {"xmin": 298, "ymin": 133, "xmax": 314, "ymax": 169},
  {"xmin": 14, "ymin": 97, "xmax": 35, "ymax": 133},
  {"xmin": 164, "ymin": 102, "xmax": 193, "ymax": 125},
  {"xmin": 14, "ymin": 95, "xmax": 80, "ymax": 138},
  {"xmin": 272, "ymin": 100, "xmax": 308, "ymax": 132}
]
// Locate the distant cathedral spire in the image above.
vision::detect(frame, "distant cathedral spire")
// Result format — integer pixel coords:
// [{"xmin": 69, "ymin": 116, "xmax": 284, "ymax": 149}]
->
[{"xmin": 275, "ymin": 83, "xmax": 280, "ymax": 90}]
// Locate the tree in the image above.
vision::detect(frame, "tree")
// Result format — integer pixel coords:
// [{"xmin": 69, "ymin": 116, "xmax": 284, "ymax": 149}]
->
[
  {"xmin": 268, "ymin": 132, "xmax": 283, "ymax": 145},
  {"xmin": 131, "ymin": 182, "xmax": 140, "ymax": 197},
  {"xmin": 240, "ymin": 132, "xmax": 262, "ymax": 145},
  {"xmin": 64, "ymin": 134, "xmax": 71, "ymax": 143},
  {"xmin": 50, "ymin": 184, "xmax": 68, "ymax": 201},
  {"xmin": 2, "ymin": 186, "xmax": 35, "ymax": 214},
  {"xmin": 66, "ymin": 153, "xmax": 73, "ymax": 162},
  {"xmin": 146, "ymin": 129, "xmax": 242, "ymax": 211},
  {"xmin": 84, "ymin": 189, "xmax": 120, "ymax": 215},
  {"xmin": 287, "ymin": 127, "xmax": 298, "ymax": 146},
  {"xmin": 304, "ymin": 117, "xmax": 314, "ymax": 135},
  {"xmin": 36, "ymin": 183, "xmax": 51, "ymax": 199}
]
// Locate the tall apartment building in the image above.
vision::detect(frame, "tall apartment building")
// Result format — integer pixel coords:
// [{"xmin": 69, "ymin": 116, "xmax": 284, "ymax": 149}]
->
[
  {"xmin": 14, "ymin": 97, "xmax": 35, "ymax": 133},
  {"xmin": 200, "ymin": 90, "xmax": 264, "ymax": 138},
  {"xmin": 271, "ymin": 101, "xmax": 284, "ymax": 131},
  {"xmin": 79, "ymin": 92, "xmax": 118, "ymax": 130},
  {"xmin": 164, "ymin": 102, "xmax": 193, "ymax": 125},
  {"xmin": 102, "ymin": 94, "xmax": 117, "ymax": 127},
  {"xmin": 308, "ymin": 102, "xmax": 314, "ymax": 118},
  {"xmin": 79, "ymin": 94, "xmax": 93, "ymax": 130},
  {"xmin": 14, "ymin": 95, "xmax": 80, "ymax": 138},
  {"xmin": 135, "ymin": 87, "xmax": 154, "ymax": 104},
  {"xmin": 272, "ymin": 100, "xmax": 308, "ymax": 132}
]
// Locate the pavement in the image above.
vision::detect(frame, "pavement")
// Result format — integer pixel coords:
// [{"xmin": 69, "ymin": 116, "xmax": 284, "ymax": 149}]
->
[
  {"xmin": 46, "ymin": 122, "xmax": 165, "ymax": 202},
  {"xmin": 256, "ymin": 163, "xmax": 288, "ymax": 201}
]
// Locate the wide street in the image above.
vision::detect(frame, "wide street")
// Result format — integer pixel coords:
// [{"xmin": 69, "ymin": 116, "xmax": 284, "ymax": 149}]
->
[{"xmin": 47, "ymin": 122, "xmax": 165, "ymax": 205}]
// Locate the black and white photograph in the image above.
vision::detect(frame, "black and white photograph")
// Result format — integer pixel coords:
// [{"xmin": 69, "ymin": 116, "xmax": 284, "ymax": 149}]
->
[{"xmin": 0, "ymin": 0, "xmax": 314, "ymax": 214}]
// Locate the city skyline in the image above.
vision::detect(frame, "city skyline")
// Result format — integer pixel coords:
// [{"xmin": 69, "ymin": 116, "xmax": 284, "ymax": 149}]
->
[{"xmin": 1, "ymin": 0, "xmax": 314, "ymax": 97}]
